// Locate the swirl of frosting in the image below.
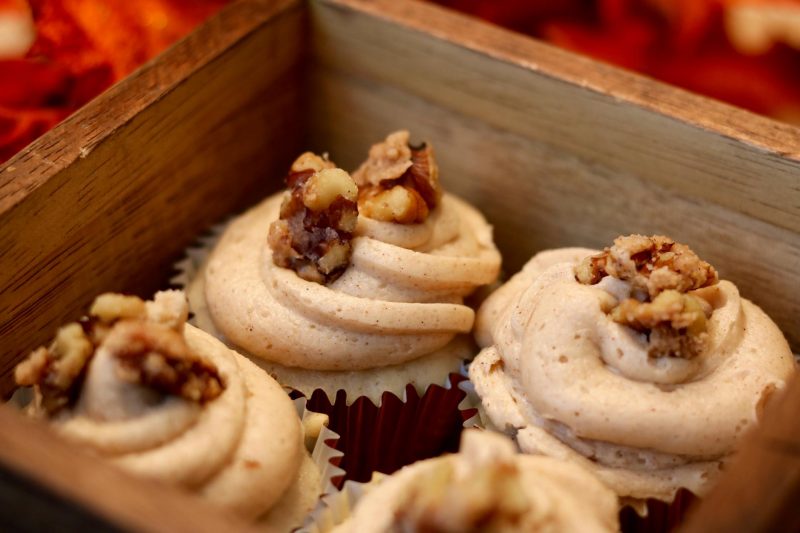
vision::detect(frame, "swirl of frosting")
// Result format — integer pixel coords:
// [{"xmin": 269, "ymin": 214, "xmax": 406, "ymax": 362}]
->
[
  {"xmin": 16, "ymin": 291, "xmax": 304, "ymax": 520},
  {"xmin": 330, "ymin": 429, "xmax": 618, "ymax": 533},
  {"xmin": 470, "ymin": 242, "xmax": 796, "ymax": 501},
  {"xmin": 203, "ymin": 147, "xmax": 500, "ymax": 371}
]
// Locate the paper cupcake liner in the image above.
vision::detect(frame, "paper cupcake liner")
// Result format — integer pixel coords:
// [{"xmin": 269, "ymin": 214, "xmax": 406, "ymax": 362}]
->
[
  {"xmin": 300, "ymin": 476, "xmax": 381, "ymax": 533},
  {"xmin": 619, "ymin": 490, "xmax": 697, "ymax": 533},
  {"xmin": 295, "ymin": 372, "xmax": 473, "ymax": 487}
]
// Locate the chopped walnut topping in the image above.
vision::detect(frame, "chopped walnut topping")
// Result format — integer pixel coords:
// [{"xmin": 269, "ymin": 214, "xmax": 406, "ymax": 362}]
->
[
  {"xmin": 575, "ymin": 234, "xmax": 718, "ymax": 299},
  {"xmin": 353, "ymin": 130, "xmax": 442, "ymax": 224},
  {"xmin": 393, "ymin": 460, "xmax": 530, "ymax": 533},
  {"xmin": 611, "ymin": 291, "xmax": 712, "ymax": 358},
  {"xmin": 576, "ymin": 235, "xmax": 718, "ymax": 359},
  {"xmin": 14, "ymin": 292, "xmax": 222, "ymax": 417},
  {"xmin": 106, "ymin": 321, "xmax": 223, "ymax": 403},
  {"xmin": 269, "ymin": 153, "xmax": 359, "ymax": 284}
]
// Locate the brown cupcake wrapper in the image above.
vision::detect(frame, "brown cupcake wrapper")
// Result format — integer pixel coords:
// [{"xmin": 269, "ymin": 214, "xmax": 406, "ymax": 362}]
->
[{"xmin": 295, "ymin": 372, "xmax": 474, "ymax": 488}]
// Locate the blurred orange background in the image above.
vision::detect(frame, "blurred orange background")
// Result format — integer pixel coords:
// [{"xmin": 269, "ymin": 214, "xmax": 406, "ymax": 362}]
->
[
  {"xmin": 2, "ymin": 0, "xmax": 800, "ymax": 164},
  {"xmin": 434, "ymin": 0, "xmax": 800, "ymax": 122}
]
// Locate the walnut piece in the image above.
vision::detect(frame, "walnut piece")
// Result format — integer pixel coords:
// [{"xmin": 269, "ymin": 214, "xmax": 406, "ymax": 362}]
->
[
  {"xmin": 269, "ymin": 153, "xmax": 359, "ymax": 284},
  {"xmin": 611, "ymin": 291, "xmax": 712, "ymax": 358},
  {"xmin": 393, "ymin": 460, "xmax": 530, "ymax": 533},
  {"xmin": 576, "ymin": 235, "xmax": 718, "ymax": 359},
  {"xmin": 575, "ymin": 234, "xmax": 718, "ymax": 299},
  {"xmin": 14, "ymin": 292, "xmax": 221, "ymax": 417},
  {"xmin": 353, "ymin": 130, "xmax": 442, "ymax": 224},
  {"xmin": 105, "ymin": 321, "xmax": 223, "ymax": 403}
]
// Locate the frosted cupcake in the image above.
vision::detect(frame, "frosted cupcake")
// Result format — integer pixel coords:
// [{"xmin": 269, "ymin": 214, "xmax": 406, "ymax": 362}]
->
[
  {"xmin": 186, "ymin": 131, "xmax": 501, "ymax": 480},
  {"xmin": 316, "ymin": 429, "xmax": 619, "ymax": 533},
  {"xmin": 470, "ymin": 235, "xmax": 796, "ymax": 508},
  {"xmin": 14, "ymin": 291, "xmax": 335, "ymax": 530}
]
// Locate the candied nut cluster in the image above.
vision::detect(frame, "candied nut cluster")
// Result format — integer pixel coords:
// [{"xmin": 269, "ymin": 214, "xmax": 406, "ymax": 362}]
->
[
  {"xmin": 392, "ymin": 460, "xmax": 530, "ymax": 532},
  {"xmin": 576, "ymin": 235, "xmax": 719, "ymax": 359},
  {"xmin": 575, "ymin": 234, "xmax": 718, "ymax": 299},
  {"xmin": 268, "ymin": 152, "xmax": 359, "ymax": 284},
  {"xmin": 14, "ymin": 292, "xmax": 223, "ymax": 417},
  {"xmin": 611, "ymin": 290, "xmax": 712, "ymax": 358},
  {"xmin": 352, "ymin": 130, "xmax": 442, "ymax": 224}
]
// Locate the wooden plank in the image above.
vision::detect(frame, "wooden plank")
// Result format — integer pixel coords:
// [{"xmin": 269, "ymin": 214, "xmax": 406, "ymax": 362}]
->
[
  {"xmin": 680, "ymin": 374, "xmax": 800, "ymax": 533},
  {"xmin": 0, "ymin": 0, "xmax": 307, "ymax": 396},
  {"xmin": 311, "ymin": 0, "xmax": 800, "ymax": 237},
  {"xmin": 0, "ymin": 405, "xmax": 262, "ymax": 533},
  {"xmin": 306, "ymin": 65, "xmax": 800, "ymax": 350}
]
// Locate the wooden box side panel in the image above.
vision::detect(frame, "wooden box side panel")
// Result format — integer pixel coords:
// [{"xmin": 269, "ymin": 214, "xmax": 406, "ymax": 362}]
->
[
  {"xmin": 309, "ymin": 0, "xmax": 800, "ymax": 350},
  {"xmin": 0, "ymin": 0, "xmax": 307, "ymax": 397}
]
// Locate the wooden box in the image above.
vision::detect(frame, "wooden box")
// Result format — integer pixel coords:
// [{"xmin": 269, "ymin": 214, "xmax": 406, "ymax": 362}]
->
[{"xmin": 0, "ymin": 0, "xmax": 797, "ymax": 530}]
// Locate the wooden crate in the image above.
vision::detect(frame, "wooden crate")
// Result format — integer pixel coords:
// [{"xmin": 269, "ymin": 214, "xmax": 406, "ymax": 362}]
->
[{"xmin": 0, "ymin": 0, "xmax": 797, "ymax": 530}]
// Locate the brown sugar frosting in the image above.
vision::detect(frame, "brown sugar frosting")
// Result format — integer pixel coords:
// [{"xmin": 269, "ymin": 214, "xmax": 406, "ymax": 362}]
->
[
  {"xmin": 15, "ymin": 290, "xmax": 308, "ymax": 521},
  {"xmin": 328, "ymin": 430, "xmax": 619, "ymax": 533},
  {"xmin": 470, "ymin": 235, "xmax": 797, "ymax": 502},
  {"xmin": 200, "ymin": 132, "xmax": 501, "ymax": 374}
]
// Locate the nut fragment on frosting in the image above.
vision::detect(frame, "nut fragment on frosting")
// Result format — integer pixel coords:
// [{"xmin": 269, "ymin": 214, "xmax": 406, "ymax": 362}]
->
[
  {"xmin": 16, "ymin": 291, "xmax": 223, "ymax": 417},
  {"xmin": 268, "ymin": 152, "xmax": 359, "ymax": 284},
  {"xmin": 353, "ymin": 130, "xmax": 442, "ymax": 224},
  {"xmin": 576, "ymin": 234, "xmax": 718, "ymax": 359}
]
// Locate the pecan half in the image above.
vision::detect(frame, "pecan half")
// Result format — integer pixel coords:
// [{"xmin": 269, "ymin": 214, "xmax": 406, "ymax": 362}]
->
[
  {"xmin": 576, "ymin": 235, "xmax": 719, "ymax": 359},
  {"xmin": 353, "ymin": 130, "xmax": 442, "ymax": 224},
  {"xmin": 269, "ymin": 153, "xmax": 359, "ymax": 284}
]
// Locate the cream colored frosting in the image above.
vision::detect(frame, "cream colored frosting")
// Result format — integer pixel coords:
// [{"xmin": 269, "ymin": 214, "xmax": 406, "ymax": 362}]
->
[
  {"xmin": 471, "ymin": 248, "xmax": 797, "ymax": 502},
  {"xmin": 330, "ymin": 430, "xmax": 619, "ymax": 533},
  {"xmin": 201, "ymin": 191, "xmax": 500, "ymax": 372},
  {"xmin": 55, "ymin": 319, "xmax": 305, "ymax": 521}
]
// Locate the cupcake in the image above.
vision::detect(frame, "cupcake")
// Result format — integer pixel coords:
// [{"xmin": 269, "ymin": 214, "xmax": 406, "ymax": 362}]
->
[
  {"xmin": 469, "ymin": 235, "xmax": 797, "ymax": 510},
  {"xmin": 317, "ymin": 429, "xmax": 619, "ymax": 533},
  {"xmin": 186, "ymin": 131, "xmax": 501, "ymax": 479},
  {"xmin": 14, "ymin": 290, "xmax": 335, "ymax": 529}
]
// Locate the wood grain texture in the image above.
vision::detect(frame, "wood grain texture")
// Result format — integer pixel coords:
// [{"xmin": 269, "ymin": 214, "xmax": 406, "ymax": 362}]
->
[
  {"xmin": 0, "ymin": 404, "xmax": 263, "ymax": 533},
  {"xmin": 312, "ymin": 0, "xmax": 800, "ymax": 235},
  {"xmin": 680, "ymin": 374, "xmax": 800, "ymax": 533},
  {"xmin": 306, "ymin": 63, "xmax": 800, "ymax": 351},
  {"xmin": 0, "ymin": 0, "xmax": 307, "ymax": 396}
]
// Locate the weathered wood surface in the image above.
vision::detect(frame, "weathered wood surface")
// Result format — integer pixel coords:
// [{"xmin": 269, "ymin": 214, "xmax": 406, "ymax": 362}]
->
[
  {"xmin": 0, "ymin": 404, "xmax": 263, "ymax": 532},
  {"xmin": 309, "ymin": 0, "xmax": 800, "ymax": 351}
]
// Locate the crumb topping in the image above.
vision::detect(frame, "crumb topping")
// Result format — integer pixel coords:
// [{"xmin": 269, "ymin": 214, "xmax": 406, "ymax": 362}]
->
[
  {"xmin": 392, "ymin": 460, "xmax": 530, "ymax": 532},
  {"xmin": 14, "ymin": 292, "xmax": 222, "ymax": 417},
  {"xmin": 575, "ymin": 235, "xmax": 719, "ymax": 359},
  {"xmin": 268, "ymin": 153, "xmax": 359, "ymax": 284},
  {"xmin": 353, "ymin": 130, "xmax": 442, "ymax": 224}
]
